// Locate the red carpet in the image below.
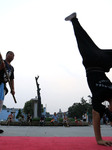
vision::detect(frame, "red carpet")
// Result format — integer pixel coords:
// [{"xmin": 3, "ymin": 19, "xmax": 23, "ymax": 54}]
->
[{"xmin": 0, "ymin": 137, "xmax": 112, "ymax": 150}]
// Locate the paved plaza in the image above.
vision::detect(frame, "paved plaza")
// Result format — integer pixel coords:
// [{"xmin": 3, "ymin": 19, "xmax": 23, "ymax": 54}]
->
[{"xmin": 0, "ymin": 125, "xmax": 112, "ymax": 137}]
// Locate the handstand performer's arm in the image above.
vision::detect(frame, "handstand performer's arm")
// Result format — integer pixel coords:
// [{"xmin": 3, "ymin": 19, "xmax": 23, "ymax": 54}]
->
[{"xmin": 92, "ymin": 109, "xmax": 112, "ymax": 146}]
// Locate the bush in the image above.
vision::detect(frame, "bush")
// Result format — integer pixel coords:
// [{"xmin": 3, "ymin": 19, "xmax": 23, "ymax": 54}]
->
[
  {"xmin": 59, "ymin": 118, "xmax": 63, "ymax": 122},
  {"xmin": 32, "ymin": 118, "xmax": 40, "ymax": 121},
  {"xmin": 69, "ymin": 118, "xmax": 75, "ymax": 121},
  {"xmin": 45, "ymin": 118, "xmax": 52, "ymax": 121}
]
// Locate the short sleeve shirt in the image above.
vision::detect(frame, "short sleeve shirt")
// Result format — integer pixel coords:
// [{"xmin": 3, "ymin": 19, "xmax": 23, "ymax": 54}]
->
[{"xmin": 0, "ymin": 60, "xmax": 14, "ymax": 83}]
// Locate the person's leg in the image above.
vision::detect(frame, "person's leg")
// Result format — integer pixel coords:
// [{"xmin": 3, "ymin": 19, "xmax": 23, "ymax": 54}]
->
[
  {"xmin": 0, "ymin": 83, "xmax": 5, "ymax": 134},
  {"xmin": 0, "ymin": 83, "xmax": 5, "ymax": 112},
  {"xmin": 0, "ymin": 100, "xmax": 3, "ymax": 112},
  {"xmin": 66, "ymin": 13, "xmax": 112, "ymax": 71},
  {"xmin": 72, "ymin": 17, "xmax": 99, "ymax": 50},
  {"xmin": 65, "ymin": 13, "xmax": 100, "ymax": 63},
  {"xmin": 0, "ymin": 102, "xmax": 4, "ymax": 132}
]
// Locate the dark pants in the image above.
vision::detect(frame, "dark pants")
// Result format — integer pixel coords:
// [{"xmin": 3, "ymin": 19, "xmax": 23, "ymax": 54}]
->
[{"xmin": 71, "ymin": 18, "xmax": 112, "ymax": 71}]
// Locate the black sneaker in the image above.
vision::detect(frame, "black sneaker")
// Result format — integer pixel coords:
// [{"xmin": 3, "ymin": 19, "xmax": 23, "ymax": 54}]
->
[
  {"xmin": 0, "ymin": 129, "xmax": 4, "ymax": 134},
  {"xmin": 65, "ymin": 12, "xmax": 77, "ymax": 21}
]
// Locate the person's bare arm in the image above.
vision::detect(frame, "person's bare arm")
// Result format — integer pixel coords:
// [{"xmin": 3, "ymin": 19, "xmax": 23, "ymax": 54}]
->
[
  {"xmin": 0, "ymin": 60, "xmax": 5, "ymax": 70},
  {"xmin": 10, "ymin": 79, "xmax": 15, "ymax": 95},
  {"xmin": 92, "ymin": 109, "xmax": 112, "ymax": 146}
]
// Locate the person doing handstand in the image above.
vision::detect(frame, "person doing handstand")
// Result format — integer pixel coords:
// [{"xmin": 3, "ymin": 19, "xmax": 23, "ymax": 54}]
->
[{"xmin": 65, "ymin": 13, "xmax": 112, "ymax": 146}]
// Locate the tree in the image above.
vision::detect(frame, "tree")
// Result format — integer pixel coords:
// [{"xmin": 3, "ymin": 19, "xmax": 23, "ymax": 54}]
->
[
  {"xmin": 23, "ymin": 99, "xmax": 44, "ymax": 118},
  {"xmin": 2, "ymin": 105, "xmax": 6, "ymax": 109},
  {"xmin": 23, "ymin": 100, "xmax": 34, "ymax": 116},
  {"xmin": 16, "ymin": 109, "xmax": 22, "ymax": 119},
  {"xmin": 68, "ymin": 97, "xmax": 92, "ymax": 120},
  {"xmin": 41, "ymin": 104, "xmax": 44, "ymax": 114},
  {"xmin": 35, "ymin": 76, "xmax": 41, "ymax": 117}
]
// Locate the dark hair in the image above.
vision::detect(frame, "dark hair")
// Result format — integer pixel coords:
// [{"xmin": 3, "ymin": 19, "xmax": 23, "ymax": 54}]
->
[{"xmin": 6, "ymin": 51, "xmax": 14, "ymax": 56}]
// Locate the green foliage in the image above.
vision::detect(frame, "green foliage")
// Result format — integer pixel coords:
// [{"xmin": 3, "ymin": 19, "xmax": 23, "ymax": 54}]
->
[
  {"xmin": 59, "ymin": 118, "xmax": 63, "ymax": 122},
  {"xmin": 2, "ymin": 105, "xmax": 6, "ymax": 109},
  {"xmin": 23, "ymin": 99, "xmax": 44, "ymax": 117},
  {"xmin": 45, "ymin": 118, "xmax": 52, "ymax": 121},
  {"xmin": 41, "ymin": 104, "xmax": 44, "ymax": 113},
  {"xmin": 16, "ymin": 109, "xmax": 22, "ymax": 119},
  {"xmin": 69, "ymin": 118, "xmax": 75, "ymax": 121},
  {"xmin": 23, "ymin": 100, "xmax": 34, "ymax": 116},
  {"xmin": 32, "ymin": 118, "xmax": 40, "ymax": 121},
  {"xmin": 32, "ymin": 118, "xmax": 53, "ymax": 121},
  {"xmin": 46, "ymin": 112, "xmax": 50, "ymax": 118},
  {"xmin": 68, "ymin": 97, "xmax": 92, "ymax": 120}
]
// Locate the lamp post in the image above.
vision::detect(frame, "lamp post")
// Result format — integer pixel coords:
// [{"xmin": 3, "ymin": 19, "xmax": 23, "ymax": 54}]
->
[{"xmin": 35, "ymin": 76, "xmax": 41, "ymax": 118}]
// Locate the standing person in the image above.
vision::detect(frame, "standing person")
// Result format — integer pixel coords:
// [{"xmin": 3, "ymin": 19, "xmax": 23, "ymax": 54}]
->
[
  {"xmin": 0, "ymin": 51, "xmax": 15, "ymax": 133},
  {"xmin": 7, "ymin": 112, "xmax": 13, "ymax": 125},
  {"xmin": 65, "ymin": 13, "xmax": 112, "ymax": 146},
  {"xmin": 63, "ymin": 112, "xmax": 69, "ymax": 126},
  {"xmin": 82, "ymin": 113, "xmax": 86, "ymax": 122},
  {"xmin": 27, "ymin": 113, "xmax": 32, "ymax": 125}
]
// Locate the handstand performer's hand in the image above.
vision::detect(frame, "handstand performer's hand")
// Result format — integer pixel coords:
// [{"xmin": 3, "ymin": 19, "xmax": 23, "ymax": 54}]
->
[{"xmin": 97, "ymin": 139, "xmax": 112, "ymax": 146}]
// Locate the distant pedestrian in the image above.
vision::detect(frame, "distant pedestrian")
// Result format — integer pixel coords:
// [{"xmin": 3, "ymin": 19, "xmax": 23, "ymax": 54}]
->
[
  {"xmin": 63, "ymin": 112, "xmax": 69, "ymax": 127},
  {"xmin": 82, "ymin": 113, "xmax": 86, "ymax": 122},
  {"xmin": 40, "ymin": 115, "xmax": 45, "ymax": 126},
  {"xmin": 7, "ymin": 112, "xmax": 13, "ymax": 125},
  {"xmin": 27, "ymin": 113, "xmax": 32, "ymax": 125}
]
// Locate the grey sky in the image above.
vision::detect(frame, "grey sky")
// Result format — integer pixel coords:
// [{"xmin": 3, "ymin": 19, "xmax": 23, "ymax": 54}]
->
[{"xmin": 0, "ymin": 0, "xmax": 112, "ymax": 113}]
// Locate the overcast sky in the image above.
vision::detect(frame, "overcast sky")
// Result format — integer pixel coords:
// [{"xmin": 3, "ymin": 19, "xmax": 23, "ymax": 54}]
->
[{"xmin": 1, "ymin": 0, "xmax": 112, "ymax": 114}]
